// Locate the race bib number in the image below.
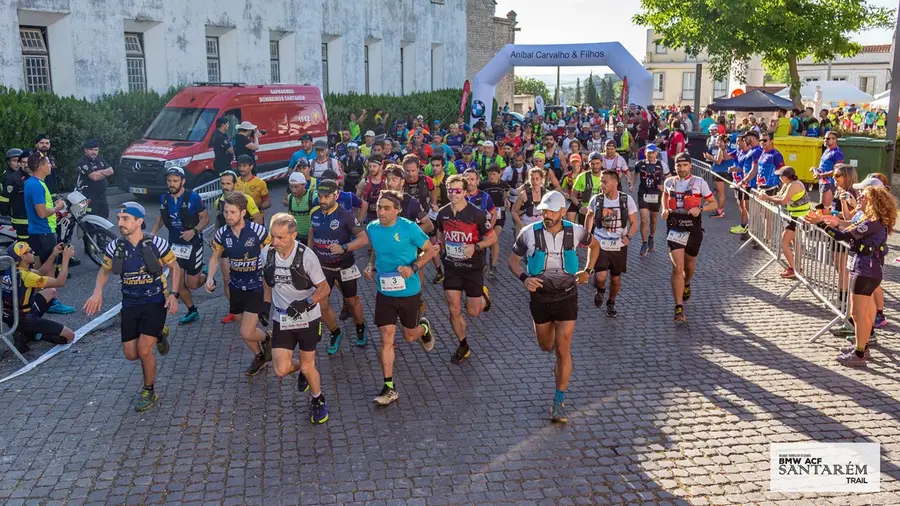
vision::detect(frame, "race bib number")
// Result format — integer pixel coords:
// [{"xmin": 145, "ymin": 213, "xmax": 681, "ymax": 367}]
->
[
  {"xmin": 445, "ymin": 241, "xmax": 466, "ymax": 260},
  {"xmin": 340, "ymin": 265, "xmax": 361, "ymax": 282},
  {"xmin": 667, "ymin": 230, "xmax": 690, "ymax": 246},
  {"xmin": 172, "ymin": 244, "xmax": 193, "ymax": 260},
  {"xmin": 599, "ymin": 238, "xmax": 621, "ymax": 252},
  {"xmin": 643, "ymin": 193, "xmax": 659, "ymax": 204},
  {"xmin": 846, "ymin": 253, "xmax": 856, "ymax": 271},
  {"xmin": 279, "ymin": 311, "xmax": 310, "ymax": 330},
  {"xmin": 379, "ymin": 272, "xmax": 407, "ymax": 292},
  {"xmin": 427, "ymin": 209, "xmax": 438, "ymax": 221}
]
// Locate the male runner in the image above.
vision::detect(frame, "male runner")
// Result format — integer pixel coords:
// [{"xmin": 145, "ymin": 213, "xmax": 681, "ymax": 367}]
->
[
  {"xmin": 634, "ymin": 144, "xmax": 666, "ymax": 256},
  {"xmin": 571, "ymin": 151, "xmax": 604, "ymax": 222},
  {"xmin": 436, "ymin": 174, "xmax": 497, "ymax": 364},
  {"xmin": 85, "ymin": 202, "xmax": 180, "ymax": 412},
  {"xmin": 235, "ymin": 154, "xmax": 271, "ymax": 210},
  {"xmin": 363, "ymin": 190, "xmax": 437, "ymax": 406},
  {"xmin": 205, "ymin": 192, "xmax": 273, "ymax": 376},
  {"xmin": 151, "ymin": 167, "xmax": 209, "ymax": 324},
  {"xmin": 478, "ymin": 165, "xmax": 510, "ymax": 276},
  {"xmin": 308, "ymin": 179, "xmax": 370, "ymax": 354},
  {"xmin": 358, "ymin": 155, "xmax": 385, "ymax": 224},
  {"xmin": 508, "ymin": 191, "xmax": 599, "ymax": 423},
  {"xmin": 262, "ymin": 213, "xmax": 331, "ymax": 424},
  {"xmin": 662, "ymin": 153, "xmax": 718, "ymax": 322},
  {"xmin": 584, "ymin": 170, "xmax": 638, "ymax": 317}
]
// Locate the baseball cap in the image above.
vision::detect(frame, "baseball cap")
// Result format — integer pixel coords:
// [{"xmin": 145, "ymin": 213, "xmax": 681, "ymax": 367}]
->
[
  {"xmin": 569, "ymin": 153, "xmax": 582, "ymax": 163},
  {"xmin": 313, "ymin": 139, "xmax": 328, "ymax": 150},
  {"xmin": 320, "ymin": 170, "xmax": 340, "ymax": 180},
  {"xmin": 236, "ymin": 154, "xmax": 254, "ymax": 165},
  {"xmin": 604, "ymin": 139, "xmax": 616, "ymax": 147},
  {"xmin": 483, "ymin": 140, "xmax": 494, "ymax": 148},
  {"xmin": 535, "ymin": 191, "xmax": 567, "ymax": 212},
  {"xmin": 588, "ymin": 151, "xmax": 603, "ymax": 162},
  {"xmin": 416, "ymin": 114, "xmax": 424, "ymax": 120},
  {"xmin": 645, "ymin": 143, "xmax": 659, "ymax": 153},
  {"xmin": 165, "ymin": 166, "xmax": 185, "ymax": 178},
  {"xmin": 774, "ymin": 166, "xmax": 798, "ymax": 180},
  {"xmin": 289, "ymin": 172, "xmax": 307, "ymax": 185},
  {"xmin": 532, "ymin": 151, "xmax": 547, "ymax": 161},
  {"xmin": 82, "ymin": 138, "xmax": 100, "ymax": 149},
  {"xmin": 295, "ymin": 157, "xmax": 310, "ymax": 168},
  {"xmin": 316, "ymin": 179, "xmax": 339, "ymax": 194},
  {"xmin": 118, "ymin": 201, "xmax": 146, "ymax": 220},
  {"xmin": 462, "ymin": 146, "xmax": 473, "ymax": 154},
  {"xmin": 853, "ymin": 174, "xmax": 886, "ymax": 190},
  {"xmin": 708, "ymin": 125, "xmax": 719, "ymax": 133},
  {"xmin": 616, "ymin": 122, "xmax": 625, "ymax": 128},
  {"xmin": 7, "ymin": 241, "xmax": 31, "ymax": 262},
  {"xmin": 347, "ymin": 141, "xmax": 358, "ymax": 149},
  {"xmin": 365, "ymin": 130, "xmax": 375, "ymax": 137},
  {"xmin": 300, "ymin": 133, "xmax": 313, "ymax": 141},
  {"xmin": 673, "ymin": 152, "xmax": 692, "ymax": 164}
]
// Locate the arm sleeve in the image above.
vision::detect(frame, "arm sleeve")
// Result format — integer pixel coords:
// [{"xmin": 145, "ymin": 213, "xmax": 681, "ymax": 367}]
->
[
  {"xmin": 478, "ymin": 210, "xmax": 493, "ymax": 238},
  {"xmin": 102, "ymin": 241, "xmax": 116, "ymax": 270}
]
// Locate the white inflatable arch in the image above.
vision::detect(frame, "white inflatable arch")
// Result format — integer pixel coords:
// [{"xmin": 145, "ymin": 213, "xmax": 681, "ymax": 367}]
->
[{"xmin": 470, "ymin": 42, "xmax": 653, "ymax": 126}]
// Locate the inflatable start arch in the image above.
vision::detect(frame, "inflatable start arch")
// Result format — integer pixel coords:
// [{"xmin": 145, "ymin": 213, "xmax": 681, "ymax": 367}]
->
[{"xmin": 470, "ymin": 42, "xmax": 653, "ymax": 127}]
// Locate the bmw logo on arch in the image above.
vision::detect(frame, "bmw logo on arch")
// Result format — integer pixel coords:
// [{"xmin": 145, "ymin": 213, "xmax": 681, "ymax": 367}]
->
[{"xmin": 471, "ymin": 100, "xmax": 486, "ymax": 119}]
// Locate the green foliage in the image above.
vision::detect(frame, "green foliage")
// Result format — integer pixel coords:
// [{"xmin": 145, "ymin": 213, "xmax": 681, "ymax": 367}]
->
[
  {"xmin": 764, "ymin": 61, "xmax": 791, "ymax": 84},
  {"xmin": 515, "ymin": 76, "xmax": 551, "ymax": 99},
  {"xmin": 583, "ymin": 73, "xmax": 600, "ymax": 110},
  {"xmin": 633, "ymin": 0, "xmax": 894, "ymax": 106},
  {"xmin": 325, "ymin": 89, "xmax": 465, "ymax": 130},
  {"xmin": 575, "ymin": 78, "xmax": 582, "ymax": 105}
]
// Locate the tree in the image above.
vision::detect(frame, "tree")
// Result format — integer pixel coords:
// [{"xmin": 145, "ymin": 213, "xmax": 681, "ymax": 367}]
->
[
  {"xmin": 598, "ymin": 77, "xmax": 616, "ymax": 109},
  {"xmin": 575, "ymin": 78, "xmax": 582, "ymax": 105},
  {"xmin": 584, "ymin": 73, "xmax": 600, "ymax": 110},
  {"xmin": 633, "ymin": 0, "xmax": 893, "ymax": 107},
  {"xmin": 763, "ymin": 61, "xmax": 790, "ymax": 84},
  {"xmin": 514, "ymin": 76, "xmax": 551, "ymax": 99}
]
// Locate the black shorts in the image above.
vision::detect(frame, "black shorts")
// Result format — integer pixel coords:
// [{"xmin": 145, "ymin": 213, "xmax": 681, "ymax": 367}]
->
[
  {"xmin": 28, "ymin": 233, "xmax": 57, "ymax": 265},
  {"xmin": 121, "ymin": 302, "xmax": 167, "ymax": 342},
  {"xmin": 173, "ymin": 241, "xmax": 204, "ymax": 276},
  {"xmin": 321, "ymin": 262, "xmax": 359, "ymax": 298},
  {"xmin": 850, "ymin": 275, "xmax": 881, "ymax": 296},
  {"xmin": 374, "ymin": 292, "xmax": 422, "ymax": 329},
  {"xmin": 10, "ymin": 294, "xmax": 64, "ymax": 336},
  {"xmin": 530, "ymin": 293, "xmax": 578, "ymax": 324},
  {"xmin": 13, "ymin": 222, "xmax": 28, "ymax": 241},
  {"xmin": 595, "ymin": 245, "xmax": 628, "ymax": 276},
  {"xmin": 734, "ymin": 187, "xmax": 750, "ymax": 201},
  {"xmin": 566, "ymin": 201, "xmax": 580, "ymax": 214},
  {"xmin": 495, "ymin": 212, "xmax": 507, "ymax": 229},
  {"xmin": 637, "ymin": 192, "xmax": 661, "ymax": 212},
  {"xmin": 760, "ymin": 186, "xmax": 779, "ymax": 197},
  {"xmin": 442, "ymin": 265, "xmax": 484, "ymax": 298},
  {"xmin": 272, "ymin": 318, "xmax": 322, "ymax": 352},
  {"xmin": 713, "ymin": 171, "xmax": 733, "ymax": 183},
  {"xmin": 667, "ymin": 227, "xmax": 704, "ymax": 257},
  {"xmin": 229, "ymin": 288, "xmax": 266, "ymax": 315},
  {"xmin": 785, "ymin": 219, "xmax": 797, "ymax": 232}
]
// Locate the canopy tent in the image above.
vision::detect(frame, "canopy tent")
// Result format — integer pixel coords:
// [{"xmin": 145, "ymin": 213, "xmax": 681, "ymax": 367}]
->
[
  {"xmin": 775, "ymin": 81, "xmax": 875, "ymax": 104},
  {"xmin": 708, "ymin": 89, "xmax": 794, "ymax": 112},
  {"xmin": 870, "ymin": 94, "xmax": 890, "ymax": 109}
]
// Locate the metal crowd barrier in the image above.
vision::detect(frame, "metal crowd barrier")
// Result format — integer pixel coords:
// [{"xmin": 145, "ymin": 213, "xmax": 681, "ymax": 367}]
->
[
  {"xmin": 691, "ymin": 159, "xmax": 851, "ymax": 342},
  {"xmin": 0, "ymin": 255, "xmax": 23, "ymax": 364},
  {"xmin": 197, "ymin": 167, "xmax": 289, "ymax": 233}
]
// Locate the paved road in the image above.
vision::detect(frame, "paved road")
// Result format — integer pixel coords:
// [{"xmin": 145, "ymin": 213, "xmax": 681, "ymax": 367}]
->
[{"xmin": 1, "ymin": 180, "xmax": 899, "ymax": 505}]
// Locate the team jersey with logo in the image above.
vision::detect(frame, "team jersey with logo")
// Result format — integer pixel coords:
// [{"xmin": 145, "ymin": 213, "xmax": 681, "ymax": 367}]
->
[
  {"xmin": 310, "ymin": 205, "xmax": 363, "ymax": 266},
  {"xmin": 102, "ymin": 235, "xmax": 175, "ymax": 307},
  {"xmin": 366, "ymin": 217, "xmax": 429, "ymax": 298},
  {"xmin": 635, "ymin": 160, "xmax": 666, "ymax": 194},
  {"xmin": 212, "ymin": 222, "xmax": 270, "ymax": 291},
  {"xmin": 436, "ymin": 202, "xmax": 494, "ymax": 270},
  {"xmin": 2, "ymin": 268, "xmax": 48, "ymax": 320}
]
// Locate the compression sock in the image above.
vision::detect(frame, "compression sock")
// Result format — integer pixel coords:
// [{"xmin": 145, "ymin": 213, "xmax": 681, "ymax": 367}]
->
[
  {"xmin": 554, "ymin": 389, "xmax": 565, "ymax": 404},
  {"xmin": 384, "ymin": 377, "xmax": 394, "ymax": 389},
  {"xmin": 356, "ymin": 323, "xmax": 366, "ymax": 337},
  {"xmin": 459, "ymin": 338, "xmax": 469, "ymax": 349},
  {"xmin": 331, "ymin": 327, "xmax": 341, "ymax": 337}
]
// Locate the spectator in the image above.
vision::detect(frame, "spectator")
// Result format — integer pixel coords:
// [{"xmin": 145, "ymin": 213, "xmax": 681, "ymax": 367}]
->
[
  {"xmin": 311, "ymin": 140, "xmax": 342, "ymax": 179},
  {"xmin": 348, "ymin": 109, "xmax": 367, "ymax": 141},
  {"xmin": 210, "ymin": 117, "xmax": 234, "ymax": 174},
  {"xmin": 33, "ymin": 134, "xmax": 59, "ymax": 198},
  {"xmin": 74, "ymin": 139, "xmax": 115, "ymax": 220},
  {"xmin": 235, "ymin": 155, "xmax": 270, "ymax": 211},
  {"xmin": 360, "ymin": 130, "xmax": 376, "ymax": 158},
  {"xmin": 233, "ymin": 121, "xmax": 260, "ymax": 168}
]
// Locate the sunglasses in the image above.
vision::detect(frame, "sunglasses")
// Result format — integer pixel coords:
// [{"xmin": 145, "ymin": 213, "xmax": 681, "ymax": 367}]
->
[
  {"xmin": 834, "ymin": 173, "xmax": 844, "ymax": 178},
  {"xmin": 447, "ymin": 188, "xmax": 465, "ymax": 195}
]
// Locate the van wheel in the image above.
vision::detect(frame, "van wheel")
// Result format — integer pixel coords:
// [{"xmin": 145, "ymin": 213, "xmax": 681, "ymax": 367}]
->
[{"xmin": 191, "ymin": 171, "xmax": 217, "ymax": 193}]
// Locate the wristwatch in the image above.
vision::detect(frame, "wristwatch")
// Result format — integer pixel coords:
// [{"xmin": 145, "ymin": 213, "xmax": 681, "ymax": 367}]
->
[
  {"xmin": 170, "ymin": 291, "xmax": 180, "ymax": 299},
  {"xmin": 341, "ymin": 243, "xmax": 349, "ymax": 252},
  {"xmin": 474, "ymin": 243, "xmax": 482, "ymax": 252},
  {"xmin": 585, "ymin": 268, "xmax": 595, "ymax": 275}
]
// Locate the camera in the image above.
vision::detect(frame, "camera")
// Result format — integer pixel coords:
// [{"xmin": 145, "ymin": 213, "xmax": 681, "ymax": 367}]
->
[{"xmin": 253, "ymin": 129, "xmax": 267, "ymax": 136}]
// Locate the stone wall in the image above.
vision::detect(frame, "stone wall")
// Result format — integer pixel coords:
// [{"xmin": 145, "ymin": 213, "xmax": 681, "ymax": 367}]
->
[{"xmin": 466, "ymin": 0, "xmax": 517, "ymax": 111}]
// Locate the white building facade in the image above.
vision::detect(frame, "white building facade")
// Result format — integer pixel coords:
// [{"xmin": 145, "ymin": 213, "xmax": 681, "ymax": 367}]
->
[
  {"xmin": 795, "ymin": 44, "xmax": 892, "ymax": 96},
  {"xmin": 1, "ymin": 0, "xmax": 469, "ymax": 99}
]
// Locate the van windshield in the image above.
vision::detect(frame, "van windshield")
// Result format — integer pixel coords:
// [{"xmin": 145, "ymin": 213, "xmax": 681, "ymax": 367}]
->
[{"xmin": 144, "ymin": 108, "xmax": 219, "ymax": 142}]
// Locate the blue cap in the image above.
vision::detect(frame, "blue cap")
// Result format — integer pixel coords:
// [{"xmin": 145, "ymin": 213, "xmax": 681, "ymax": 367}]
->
[
  {"xmin": 118, "ymin": 201, "xmax": 146, "ymax": 220},
  {"xmin": 462, "ymin": 146, "xmax": 473, "ymax": 154},
  {"xmin": 645, "ymin": 143, "xmax": 659, "ymax": 153}
]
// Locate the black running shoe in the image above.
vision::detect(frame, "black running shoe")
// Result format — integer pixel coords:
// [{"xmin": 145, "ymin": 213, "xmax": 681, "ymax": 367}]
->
[
  {"xmin": 297, "ymin": 372, "xmax": 309, "ymax": 393},
  {"xmin": 594, "ymin": 290, "xmax": 604, "ymax": 308},
  {"xmin": 451, "ymin": 345, "xmax": 471, "ymax": 364},
  {"xmin": 606, "ymin": 300, "xmax": 618, "ymax": 318}
]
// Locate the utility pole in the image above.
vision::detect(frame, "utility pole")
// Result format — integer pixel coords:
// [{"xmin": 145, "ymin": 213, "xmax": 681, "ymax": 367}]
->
[
  {"xmin": 693, "ymin": 63, "xmax": 702, "ymax": 132},
  {"xmin": 826, "ymin": 61, "xmax": 832, "ymax": 81},
  {"xmin": 886, "ymin": 0, "xmax": 900, "ymax": 177},
  {"xmin": 555, "ymin": 66, "xmax": 561, "ymax": 104}
]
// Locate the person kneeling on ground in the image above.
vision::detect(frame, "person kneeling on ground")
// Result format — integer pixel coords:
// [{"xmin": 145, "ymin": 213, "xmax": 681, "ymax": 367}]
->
[{"xmin": 1, "ymin": 241, "xmax": 76, "ymax": 346}]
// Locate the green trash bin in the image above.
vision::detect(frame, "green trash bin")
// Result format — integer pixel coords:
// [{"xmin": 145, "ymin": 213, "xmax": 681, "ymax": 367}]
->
[{"xmin": 836, "ymin": 137, "xmax": 892, "ymax": 181}]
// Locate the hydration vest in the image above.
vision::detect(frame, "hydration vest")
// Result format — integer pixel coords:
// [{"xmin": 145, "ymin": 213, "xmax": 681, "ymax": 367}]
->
[
  {"xmin": 407, "ymin": 177, "xmax": 431, "ymax": 210},
  {"xmin": 786, "ymin": 184, "xmax": 811, "ymax": 218},
  {"xmin": 592, "ymin": 193, "xmax": 630, "ymax": 231},
  {"xmin": 263, "ymin": 242, "xmax": 314, "ymax": 290},
  {"xmin": 215, "ymin": 194, "xmax": 253, "ymax": 229},
  {"xmin": 526, "ymin": 221, "xmax": 579, "ymax": 276},
  {"xmin": 361, "ymin": 178, "xmax": 383, "ymax": 213},
  {"xmin": 287, "ymin": 190, "xmax": 316, "ymax": 218},
  {"xmin": 160, "ymin": 191, "xmax": 200, "ymax": 232},
  {"xmin": 579, "ymin": 172, "xmax": 601, "ymax": 204},
  {"xmin": 111, "ymin": 237, "xmax": 163, "ymax": 277}
]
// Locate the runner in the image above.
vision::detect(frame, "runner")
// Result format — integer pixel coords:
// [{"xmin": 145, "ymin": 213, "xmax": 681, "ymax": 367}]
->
[
  {"xmin": 261, "ymin": 213, "xmax": 331, "ymax": 423},
  {"xmin": 571, "ymin": 152, "xmax": 604, "ymax": 224},
  {"xmin": 235, "ymin": 154, "xmax": 271, "ymax": 210},
  {"xmin": 363, "ymin": 190, "xmax": 437, "ymax": 406},
  {"xmin": 205, "ymin": 192, "xmax": 273, "ymax": 376},
  {"xmin": 426, "ymin": 156, "xmax": 450, "ymax": 284},
  {"xmin": 662, "ymin": 153, "xmax": 718, "ymax": 322},
  {"xmin": 150, "ymin": 167, "xmax": 209, "ymax": 324},
  {"xmin": 560, "ymin": 153, "xmax": 583, "ymax": 223},
  {"xmin": 478, "ymin": 165, "xmax": 510, "ymax": 275},
  {"xmin": 283, "ymin": 171, "xmax": 316, "ymax": 244},
  {"xmin": 601, "ymin": 140, "xmax": 631, "ymax": 192},
  {"xmin": 634, "ymin": 144, "xmax": 666, "ymax": 256},
  {"xmin": 309, "ymin": 179, "xmax": 370, "ymax": 354},
  {"xmin": 512, "ymin": 168, "xmax": 548, "ymax": 235},
  {"xmin": 584, "ymin": 170, "xmax": 638, "ymax": 317},
  {"xmin": 508, "ymin": 191, "xmax": 599, "ymax": 423},
  {"xmin": 358, "ymin": 155, "xmax": 385, "ymax": 224},
  {"xmin": 436, "ymin": 174, "xmax": 497, "ymax": 364},
  {"xmin": 85, "ymin": 202, "xmax": 180, "ymax": 412}
]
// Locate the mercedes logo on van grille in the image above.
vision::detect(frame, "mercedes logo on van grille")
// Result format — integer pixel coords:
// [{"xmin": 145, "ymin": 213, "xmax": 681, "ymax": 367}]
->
[{"xmin": 132, "ymin": 161, "xmax": 141, "ymax": 172}]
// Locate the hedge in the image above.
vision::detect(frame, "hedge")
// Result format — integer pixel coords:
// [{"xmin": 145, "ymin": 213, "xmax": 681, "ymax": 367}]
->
[{"xmin": 0, "ymin": 87, "xmax": 469, "ymax": 191}]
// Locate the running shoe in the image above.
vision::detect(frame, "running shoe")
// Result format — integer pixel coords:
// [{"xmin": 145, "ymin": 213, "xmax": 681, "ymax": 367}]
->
[
  {"xmin": 648, "ymin": 236, "xmax": 655, "ymax": 253},
  {"xmin": 729, "ymin": 224, "xmax": 748, "ymax": 234},
  {"xmin": 875, "ymin": 312, "xmax": 888, "ymax": 329},
  {"xmin": 550, "ymin": 401, "xmax": 568, "ymax": 423},
  {"xmin": 156, "ymin": 326, "xmax": 170, "ymax": 356},
  {"xmin": 431, "ymin": 272, "xmax": 444, "ymax": 284},
  {"xmin": 593, "ymin": 290, "xmax": 604, "ymax": 308},
  {"xmin": 262, "ymin": 332, "xmax": 273, "ymax": 362},
  {"xmin": 451, "ymin": 345, "xmax": 471, "ymax": 364},
  {"xmin": 309, "ymin": 396, "xmax": 329, "ymax": 424},
  {"xmin": 419, "ymin": 317, "xmax": 435, "ymax": 352},
  {"xmin": 133, "ymin": 389, "xmax": 159, "ymax": 412},
  {"xmin": 683, "ymin": 284, "xmax": 691, "ymax": 301},
  {"xmin": 259, "ymin": 311, "xmax": 269, "ymax": 327},
  {"xmin": 836, "ymin": 350, "xmax": 867, "ymax": 368},
  {"xmin": 606, "ymin": 300, "xmax": 617, "ymax": 318},
  {"xmin": 221, "ymin": 313, "xmax": 236, "ymax": 324},
  {"xmin": 327, "ymin": 330, "xmax": 344, "ymax": 356},
  {"xmin": 640, "ymin": 242, "xmax": 648, "ymax": 257},
  {"xmin": 46, "ymin": 300, "xmax": 76, "ymax": 315},
  {"xmin": 830, "ymin": 322, "xmax": 855, "ymax": 337},
  {"xmin": 244, "ymin": 352, "xmax": 267, "ymax": 376},
  {"xmin": 488, "ymin": 265, "xmax": 499, "ymax": 279},
  {"xmin": 374, "ymin": 385, "xmax": 399, "ymax": 406},
  {"xmin": 297, "ymin": 373, "xmax": 309, "ymax": 393},
  {"xmin": 355, "ymin": 326, "xmax": 369, "ymax": 347},
  {"xmin": 841, "ymin": 345, "xmax": 871, "ymax": 360},
  {"xmin": 482, "ymin": 285, "xmax": 492, "ymax": 312},
  {"xmin": 179, "ymin": 309, "xmax": 200, "ymax": 325},
  {"xmin": 674, "ymin": 305, "xmax": 686, "ymax": 322},
  {"xmin": 779, "ymin": 268, "xmax": 796, "ymax": 279}
]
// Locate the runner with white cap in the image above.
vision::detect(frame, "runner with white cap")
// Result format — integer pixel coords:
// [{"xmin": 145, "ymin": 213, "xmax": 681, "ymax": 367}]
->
[{"xmin": 508, "ymin": 191, "xmax": 599, "ymax": 424}]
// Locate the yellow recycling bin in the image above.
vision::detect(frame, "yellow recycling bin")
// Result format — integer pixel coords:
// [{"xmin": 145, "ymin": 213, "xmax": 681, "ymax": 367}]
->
[{"xmin": 772, "ymin": 136, "xmax": 824, "ymax": 184}]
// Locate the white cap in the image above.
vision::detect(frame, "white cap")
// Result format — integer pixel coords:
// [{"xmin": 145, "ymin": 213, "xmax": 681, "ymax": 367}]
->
[
  {"xmin": 416, "ymin": 114, "xmax": 424, "ymax": 120},
  {"xmin": 708, "ymin": 125, "xmax": 719, "ymax": 133},
  {"xmin": 535, "ymin": 191, "xmax": 567, "ymax": 212},
  {"xmin": 852, "ymin": 175, "xmax": 885, "ymax": 191},
  {"xmin": 483, "ymin": 140, "xmax": 494, "ymax": 148},
  {"xmin": 365, "ymin": 130, "xmax": 375, "ymax": 137},
  {"xmin": 557, "ymin": 120, "xmax": 566, "ymax": 127},
  {"xmin": 289, "ymin": 172, "xmax": 307, "ymax": 185},
  {"xmin": 237, "ymin": 120, "xmax": 257, "ymax": 131}
]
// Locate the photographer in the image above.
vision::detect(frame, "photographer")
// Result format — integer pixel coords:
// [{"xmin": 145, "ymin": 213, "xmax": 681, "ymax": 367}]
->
[{"xmin": 234, "ymin": 121, "xmax": 261, "ymax": 171}]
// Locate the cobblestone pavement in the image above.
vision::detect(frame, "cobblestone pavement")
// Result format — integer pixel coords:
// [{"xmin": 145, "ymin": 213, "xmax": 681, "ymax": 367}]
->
[{"xmin": 1, "ymin": 187, "xmax": 899, "ymax": 506}]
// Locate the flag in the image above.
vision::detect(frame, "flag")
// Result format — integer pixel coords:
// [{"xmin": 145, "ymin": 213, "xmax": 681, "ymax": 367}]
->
[{"xmin": 461, "ymin": 80, "xmax": 471, "ymax": 119}]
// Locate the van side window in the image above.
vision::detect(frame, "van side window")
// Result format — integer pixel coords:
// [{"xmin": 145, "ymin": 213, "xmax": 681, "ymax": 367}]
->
[{"xmin": 222, "ymin": 109, "xmax": 241, "ymax": 137}]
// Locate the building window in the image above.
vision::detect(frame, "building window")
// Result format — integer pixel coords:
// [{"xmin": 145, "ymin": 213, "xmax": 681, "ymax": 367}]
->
[
  {"xmin": 364, "ymin": 45, "xmax": 370, "ymax": 94},
  {"xmin": 654, "ymin": 43, "xmax": 667, "ymax": 54},
  {"xmin": 713, "ymin": 78, "xmax": 727, "ymax": 98},
  {"xmin": 270, "ymin": 40, "xmax": 280, "ymax": 83},
  {"xmin": 20, "ymin": 27, "xmax": 51, "ymax": 92},
  {"xmin": 432, "ymin": 0, "xmax": 445, "ymax": 3},
  {"xmin": 859, "ymin": 76, "xmax": 875, "ymax": 95},
  {"xmin": 832, "ymin": 75, "xmax": 847, "ymax": 82},
  {"xmin": 804, "ymin": 76, "xmax": 820, "ymax": 83},
  {"xmin": 682, "ymin": 72, "xmax": 695, "ymax": 99},
  {"xmin": 653, "ymin": 72, "xmax": 664, "ymax": 100},
  {"xmin": 400, "ymin": 47, "xmax": 405, "ymax": 95},
  {"xmin": 124, "ymin": 32, "xmax": 147, "ymax": 92},
  {"xmin": 321, "ymin": 43, "xmax": 328, "ymax": 94},
  {"xmin": 206, "ymin": 37, "xmax": 220, "ymax": 82}
]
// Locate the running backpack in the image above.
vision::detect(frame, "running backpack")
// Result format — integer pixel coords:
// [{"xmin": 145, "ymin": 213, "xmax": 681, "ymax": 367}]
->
[
  {"xmin": 263, "ymin": 242, "xmax": 313, "ymax": 290},
  {"xmin": 111, "ymin": 237, "xmax": 162, "ymax": 277},
  {"xmin": 592, "ymin": 193, "xmax": 630, "ymax": 231}
]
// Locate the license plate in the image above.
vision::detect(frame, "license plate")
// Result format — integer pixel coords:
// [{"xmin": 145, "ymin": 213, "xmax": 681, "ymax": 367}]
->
[{"xmin": 130, "ymin": 187, "xmax": 148, "ymax": 195}]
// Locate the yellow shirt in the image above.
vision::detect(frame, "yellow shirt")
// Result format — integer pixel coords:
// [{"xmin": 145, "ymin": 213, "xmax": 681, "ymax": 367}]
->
[
  {"xmin": 235, "ymin": 176, "xmax": 269, "ymax": 208},
  {"xmin": 774, "ymin": 117, "xmax": 791, "ymax": 137},
  {"xmin": 215, "ymin": 192, "xmax": 260, "ymax": 218}
]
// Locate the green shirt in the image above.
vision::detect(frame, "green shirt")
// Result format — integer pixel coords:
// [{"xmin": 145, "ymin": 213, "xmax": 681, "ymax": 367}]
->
[
  {"xmin": 349, "ymin": 121, "xmax": 361, "ymax": 141},
  {"xmin": 572, "ymin": 172, "xmax": 602, "ymax": 207}
]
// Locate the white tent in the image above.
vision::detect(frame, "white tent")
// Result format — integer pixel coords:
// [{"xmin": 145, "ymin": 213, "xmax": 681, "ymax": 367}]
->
[
  {"xmin": 776, "ymin": 81, "xmax": 875, "ymax": 104},
  {"xmin": 870, "ymin": 94, "xmax": 890, "ymax": 109}
]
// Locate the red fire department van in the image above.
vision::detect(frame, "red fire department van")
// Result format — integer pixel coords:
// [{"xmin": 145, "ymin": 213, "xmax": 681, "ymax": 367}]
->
[{"xmin": 119, "ymin": 83, "xmax": 328, "ymax": 196}]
